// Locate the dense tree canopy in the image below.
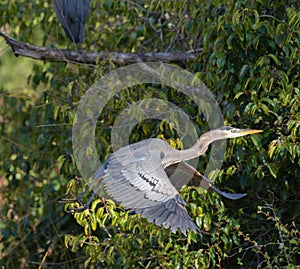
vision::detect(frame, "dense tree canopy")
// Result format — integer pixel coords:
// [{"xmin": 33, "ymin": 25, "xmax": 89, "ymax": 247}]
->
[{"xmin": 0, "ymin": 0, "xmax": 299, "ymax": 268}]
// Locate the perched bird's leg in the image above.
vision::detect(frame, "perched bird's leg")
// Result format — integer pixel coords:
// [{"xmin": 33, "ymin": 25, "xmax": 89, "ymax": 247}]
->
[{"xmin": 76, "ymin": 43, "xmax": 82, "ymax": 51}]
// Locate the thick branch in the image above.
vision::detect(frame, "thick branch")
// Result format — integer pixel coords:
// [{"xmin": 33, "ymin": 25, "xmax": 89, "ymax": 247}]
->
[{"xmin": 0, "ymin": 32, "xmax": 199, "ymax": 65}]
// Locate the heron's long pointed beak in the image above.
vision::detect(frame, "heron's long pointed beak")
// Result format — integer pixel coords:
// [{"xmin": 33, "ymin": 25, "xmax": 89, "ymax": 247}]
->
[{"xmin": 239, "ymin": 129, "xmax": 263, "ymax": 135}]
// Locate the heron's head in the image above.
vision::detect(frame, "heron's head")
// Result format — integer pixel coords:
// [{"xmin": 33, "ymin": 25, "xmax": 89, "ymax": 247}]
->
[{"xmin": 207, "ymin": 126, "xmax": 263, "ymax": 141}]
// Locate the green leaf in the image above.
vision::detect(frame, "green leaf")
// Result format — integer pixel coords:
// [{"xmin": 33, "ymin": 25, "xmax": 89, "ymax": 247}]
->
[
  {"xmin": 239, "ymin": 65, "xmax": 249, "ymax": 80},
  {"xmin": 267, "ymin": 163, "xmax": 278, "ymax": 178},
  {"xmin": 268, "ymin": 54, "xmax": 279, "ymax": 65}
]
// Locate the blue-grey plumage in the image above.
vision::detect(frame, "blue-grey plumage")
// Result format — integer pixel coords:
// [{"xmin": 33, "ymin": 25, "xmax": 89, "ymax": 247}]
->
[
  {"xmin": 52, "ymin": 0, "xmax": 91, "ymax": 46},
  {"xmin": 65, "ymin": 127, "xmax": 263, "ymax": 235}
]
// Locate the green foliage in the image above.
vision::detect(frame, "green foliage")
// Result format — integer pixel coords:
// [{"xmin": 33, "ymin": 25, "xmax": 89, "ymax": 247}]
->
[
  {"xmin": 63, "ymin": 186, "xmax": 245, "ymax": 268},
  {"xmin": 1, "ymin": 0, "xmax": 299, "ymax": 268}
]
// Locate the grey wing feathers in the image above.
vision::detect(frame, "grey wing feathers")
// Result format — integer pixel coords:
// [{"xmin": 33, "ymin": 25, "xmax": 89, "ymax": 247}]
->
[
  {"xmin": 134, "ymin": 195, "xmax": 199, "ymax": 235},
  {"xmin": 103, "ymin": 155, "xmax": 174, "ymax": 208},
  {"xmin": 100, "ymin": 144, "xmax": 199, "ymax": 234}
]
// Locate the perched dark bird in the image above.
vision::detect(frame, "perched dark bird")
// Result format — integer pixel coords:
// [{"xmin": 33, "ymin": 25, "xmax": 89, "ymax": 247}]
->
[{"xmin": 52, "ymin": 0, "xmax": 91, "ymax": 48}]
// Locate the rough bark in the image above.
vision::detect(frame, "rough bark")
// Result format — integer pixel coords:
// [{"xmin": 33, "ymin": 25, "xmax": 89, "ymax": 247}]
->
[{"xmin": 0, "ymin": 31, "xmax": 200, "ymax": 65}]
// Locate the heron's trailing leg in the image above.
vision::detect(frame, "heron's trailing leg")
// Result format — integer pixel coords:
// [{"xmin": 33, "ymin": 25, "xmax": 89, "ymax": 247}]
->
[{"xmin": 197, "ymin": 171, "xmax": 247, "ymax": 200}]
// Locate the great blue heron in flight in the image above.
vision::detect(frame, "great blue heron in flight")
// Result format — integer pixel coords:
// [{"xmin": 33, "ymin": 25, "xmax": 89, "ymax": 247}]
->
[
  {"xmin": 52, "ymin": 0, "xmax": 91, "ymax": 48},
  {"xmin": 66, "ymin": 126, "xmax": 262, "ymax": 235}
]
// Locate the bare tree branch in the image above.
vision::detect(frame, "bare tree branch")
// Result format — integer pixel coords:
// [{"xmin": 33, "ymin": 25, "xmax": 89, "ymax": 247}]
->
[{"xmin": 0, "ymin": 31, "xmax": 200, "ymax": 65}]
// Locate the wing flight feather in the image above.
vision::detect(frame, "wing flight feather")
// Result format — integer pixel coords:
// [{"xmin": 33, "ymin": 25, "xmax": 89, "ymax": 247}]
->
[{"xmin": 101, "ymin": 144, "xmax": 199, "ymax": 234}]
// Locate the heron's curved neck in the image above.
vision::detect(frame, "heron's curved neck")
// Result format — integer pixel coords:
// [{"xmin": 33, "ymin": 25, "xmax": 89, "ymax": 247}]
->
[
  {"xmin": 179, "ymin": 137, "xmax": 212, "ymax": 161},
  {"xmin": 164, "ymin": 135, "xmax": 214, "ymax": 166}
]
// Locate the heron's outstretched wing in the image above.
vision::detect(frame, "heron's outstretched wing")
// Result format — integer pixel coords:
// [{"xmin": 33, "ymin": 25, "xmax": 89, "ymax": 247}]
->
[
  {"xmin": 166, "ymin": 162, "xmax": 247, "ymax": 200},
  {"xmin": 102, "ymin": 143, "xmax": 199, "ymax": 235}
]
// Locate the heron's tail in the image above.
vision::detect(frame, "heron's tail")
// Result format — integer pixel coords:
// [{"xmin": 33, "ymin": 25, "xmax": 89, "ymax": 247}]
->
[{"xmin": 133, "ymin": 194, "xmax": 199, "ymax": 236}]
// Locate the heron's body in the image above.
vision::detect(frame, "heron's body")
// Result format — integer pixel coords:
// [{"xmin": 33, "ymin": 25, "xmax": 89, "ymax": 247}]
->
[
  {"xmin": 52, "ymin": 0, "xmax": 90, "ymax": 45},
  {"xmin": 93, "ymin": 138, "xmax": 198, "ymax": 234},
  {"xmin": 89, "ymin": 127, "xmax": 263, "ymax": 235}
]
